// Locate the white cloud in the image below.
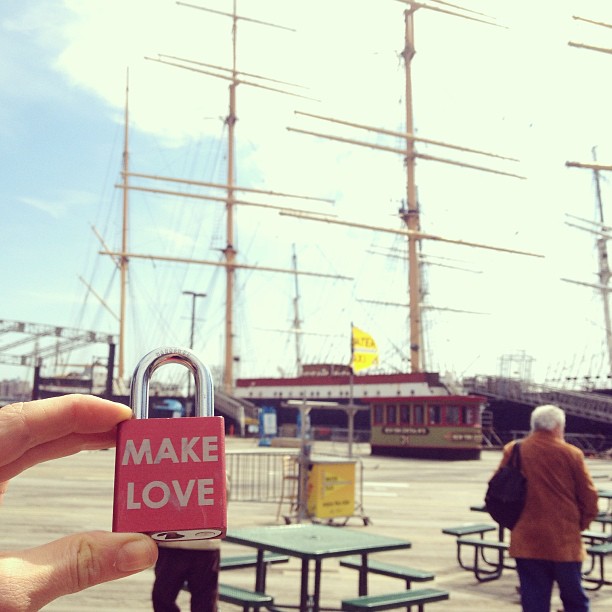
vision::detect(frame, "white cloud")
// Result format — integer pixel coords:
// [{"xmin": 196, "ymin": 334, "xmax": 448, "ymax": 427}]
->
[{"xmin": 20, "ymin": 196, "xmax": 67, "ymax": 219}]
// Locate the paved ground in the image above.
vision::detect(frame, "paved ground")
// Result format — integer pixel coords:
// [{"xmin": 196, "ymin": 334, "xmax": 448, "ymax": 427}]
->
[{"xmin": 2, "ymin": 437, "xmax": 612, "ymax": 611}]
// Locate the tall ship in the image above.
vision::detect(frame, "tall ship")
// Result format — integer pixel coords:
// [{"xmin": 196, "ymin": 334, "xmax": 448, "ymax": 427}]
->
[
  {"xmin": 15, "ymin": 1, "xmax": 546, "ymax": 458},
  {"xmin": 228, "ymin": 2, "xmax": 539, "ymax": 459}
]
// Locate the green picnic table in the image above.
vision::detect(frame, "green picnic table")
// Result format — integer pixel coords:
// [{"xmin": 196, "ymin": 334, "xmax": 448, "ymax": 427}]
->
[{"xmin": 225, "ymin": 523, "xmax": 412, "ymax": 612}]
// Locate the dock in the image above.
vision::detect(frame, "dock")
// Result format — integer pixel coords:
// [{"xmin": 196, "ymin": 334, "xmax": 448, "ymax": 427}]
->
[{"xmin": 2, "ymin": 438, "xmax": 611, "ymax": 611}]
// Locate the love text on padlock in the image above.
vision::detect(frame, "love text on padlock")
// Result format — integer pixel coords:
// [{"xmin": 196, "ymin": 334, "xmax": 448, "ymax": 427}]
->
[{"xmin": 113, "ymin": 347, "xmax": 227, "ymax": 542}]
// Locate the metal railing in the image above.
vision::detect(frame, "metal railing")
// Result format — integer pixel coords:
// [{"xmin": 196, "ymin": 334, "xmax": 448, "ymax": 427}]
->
[
  {"xmin": 465, "ymin": 376, "xmax": 612, "ymax": 425},
  {"xmin": 226, "ymin": 450, "xmax": 292, "ymax": 502},
  {"xmin": 214, "ymin": 391, "xmax": 260, "ymax": 436},
  {"xmin": 506, "ymin": 430, "xmax": 612, "ymax": 455}
]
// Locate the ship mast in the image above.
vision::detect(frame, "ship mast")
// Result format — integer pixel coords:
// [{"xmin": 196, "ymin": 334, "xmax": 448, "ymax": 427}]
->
[
  {"xmin": 119, "ymin": 71, "xmax": 130, "ymax": 380},
  {"xmin": 287, "ymin": 1, "xmax": 537, "ymax": 374},
  {"xmin": 591, "ymin": 150, "xmax": 612, "ymax": 373},
  {"xmin": 108, "ymin": 1, "xmax": 345, "ymax": 393},
  {"xmin": 592, "ymin": 151, "xmax": 612, "ymax": 376},
  {"xmin": 564, "ymin": 14, "xmax": 612, "ymax": 381},
  {"xmin": 291, "ymin": 244, "xmax": 304, "ymax": 376},
  {"xmin": 399, "ymin": 1, "xmax": 512, "ymax": 372},
  {"xmin": 565, "ymin": 149, "xmax": 612, "ymax": 379},
  {"xmin": 224, "ymin": 0, "xmax": 238, "ymax": 394},
  {"xmin": 401, "ymin": 6, "xmax": 421, "ymax": 372}
]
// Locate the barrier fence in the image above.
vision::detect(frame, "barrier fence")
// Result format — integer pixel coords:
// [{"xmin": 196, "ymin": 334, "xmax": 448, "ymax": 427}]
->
[
  {"xmin": 225, "ymin": 448, "xmax": 367, "ymax": 522},
  {"xmin": 226, "ymin": 450, "xmax": 291, "ymax": 502}
]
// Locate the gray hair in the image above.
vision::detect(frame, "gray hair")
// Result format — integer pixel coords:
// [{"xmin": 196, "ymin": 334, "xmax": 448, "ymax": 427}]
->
[{"xmin": 530, "ymin": 404, "xmax": 566, "ymax": 432}]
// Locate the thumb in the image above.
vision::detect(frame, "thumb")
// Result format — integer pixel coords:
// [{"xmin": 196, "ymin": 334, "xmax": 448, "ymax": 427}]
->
[{"xmin": 0, "ymin": 531, "xmax": 158, "ymax": 612}]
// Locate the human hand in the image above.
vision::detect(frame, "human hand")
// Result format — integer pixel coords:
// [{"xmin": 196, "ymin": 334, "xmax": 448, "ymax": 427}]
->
[{"xmin": 0, "ymin": 394, "xmax": 158, "ymax": 611}]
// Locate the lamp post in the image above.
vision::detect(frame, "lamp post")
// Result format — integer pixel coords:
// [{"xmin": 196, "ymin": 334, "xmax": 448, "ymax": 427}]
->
[{"xmin": 182, "ymin": 291, "xmax": 206, "ymax": 404}]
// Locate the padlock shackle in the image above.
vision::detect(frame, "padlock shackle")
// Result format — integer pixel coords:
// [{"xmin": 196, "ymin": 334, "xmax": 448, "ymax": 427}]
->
[{"xmin": 130, "ymin": 347, "xmax": 214, "ymax": 419}]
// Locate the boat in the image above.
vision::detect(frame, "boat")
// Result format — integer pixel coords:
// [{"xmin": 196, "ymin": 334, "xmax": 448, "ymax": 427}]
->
[
  {"xmin": 236, "ymin": 363, "xmax": 486, "ymax": 460},
  {"xmin": 229, "ymin": 2, "xmax": 540, "ymax": 460},
  {"xmin": 35, "ymin": 2, "xmax": 542, "ymax": 458}
]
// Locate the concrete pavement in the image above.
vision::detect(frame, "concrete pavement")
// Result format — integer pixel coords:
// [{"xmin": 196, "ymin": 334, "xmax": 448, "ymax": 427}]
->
[{"xmin": 2, "ymin": 437, "xmax": 611, "ymax": 611}]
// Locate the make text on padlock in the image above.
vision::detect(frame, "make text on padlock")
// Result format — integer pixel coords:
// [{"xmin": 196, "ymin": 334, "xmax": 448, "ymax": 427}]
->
[{"xmin": 121, "ymin": 436, "xmax": 220, "ymax": 465}]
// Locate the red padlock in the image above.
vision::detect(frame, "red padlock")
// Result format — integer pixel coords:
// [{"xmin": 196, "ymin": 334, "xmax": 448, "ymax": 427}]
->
[{"xmin": 113, "ymin": 347, "xmax": 226, "ymax": 542}]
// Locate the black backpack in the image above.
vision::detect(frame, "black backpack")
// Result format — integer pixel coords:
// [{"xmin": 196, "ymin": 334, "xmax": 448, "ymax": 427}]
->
[{"xmin": 485, "ymin": 442, "xmax": 527, "ymax": 530}]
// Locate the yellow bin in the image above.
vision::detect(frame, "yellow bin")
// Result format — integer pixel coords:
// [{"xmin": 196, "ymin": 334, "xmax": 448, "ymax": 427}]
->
[{"xmin": 306, "ymin": 459, "xmax": 356, "ymax": 519}]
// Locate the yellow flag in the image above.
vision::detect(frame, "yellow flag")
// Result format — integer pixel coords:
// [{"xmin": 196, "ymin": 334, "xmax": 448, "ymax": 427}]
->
[{"xmin": 351, "ymin": 325, "xmax": 379, "ymax": 372}]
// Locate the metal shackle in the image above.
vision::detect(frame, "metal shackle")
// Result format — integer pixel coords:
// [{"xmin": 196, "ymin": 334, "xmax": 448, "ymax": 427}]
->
[{"xmin": 130, "ymin": 347, "xmax": 214, "ymax": 419}]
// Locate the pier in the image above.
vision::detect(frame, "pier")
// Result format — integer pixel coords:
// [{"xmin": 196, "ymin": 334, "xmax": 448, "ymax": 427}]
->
[{"xmin": 2, "ymin": 437, "xmax": 611, "ymax": 611}]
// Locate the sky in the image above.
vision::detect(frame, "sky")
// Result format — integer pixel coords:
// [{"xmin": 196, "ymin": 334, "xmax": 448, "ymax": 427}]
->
[{"xmin": 3, "ymin": 0, "xmax": 612, "ymax": 391}]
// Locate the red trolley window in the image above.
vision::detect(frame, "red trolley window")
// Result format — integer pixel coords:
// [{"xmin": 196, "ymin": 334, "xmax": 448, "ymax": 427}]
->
[
  {"xmin": 413, "ymin": 404, "xmax": 424, "ymax": 425},
  {"xmin": 373, "ymin": 405, "xmax": 384, "ymax": 425},
  {"xmin": 446, "ymin": 405, "xmax": 460, "ymax": 425},
  {"xmin": 428, "ymin": 405, "xmax": 442, "ymax": 425}
]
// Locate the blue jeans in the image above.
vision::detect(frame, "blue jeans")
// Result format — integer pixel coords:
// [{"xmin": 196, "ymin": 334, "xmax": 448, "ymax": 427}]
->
[{"xmin": 515, "ymin": 558, "xmax": 589, "ymax": 612}]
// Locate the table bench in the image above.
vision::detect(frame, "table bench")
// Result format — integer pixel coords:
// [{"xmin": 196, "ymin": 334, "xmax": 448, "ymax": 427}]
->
[
  {"xmin": 221, "ymin": 553, "xmax": 290, "ymax": 570},
  {"xmin": 594, "ymin": 514, "xmax": 612, "ymax": 531},
  {"xmin": 581, "ymin": 530, "xmax": 612, "ymax": 545},
  {"xmin": 441, "ymin": 523, "xmax": 497, "ymax": 539},
  {"xmin": 340, "ymin": 556, "xmax": 434, "ymax": 589},
  {"xmin": 583, "ymin": 542, "xmax": 612, "ymax": 591},
  {"xmin": 341, "ymin": 587, "xmax": 449, "ymax": 611},
  {"xmin": 218, "ymin": 583, "xmax": 274, "ymax": 611},
  {"xmin": 455, "ymin": 537, "xmax": 512, "ymax": 582}
]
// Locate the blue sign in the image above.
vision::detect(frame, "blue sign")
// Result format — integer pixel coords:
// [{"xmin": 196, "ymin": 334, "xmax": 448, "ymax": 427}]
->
[{"xmin": 258, "ymin": 406, "xmax": 277, "ymax": 446}]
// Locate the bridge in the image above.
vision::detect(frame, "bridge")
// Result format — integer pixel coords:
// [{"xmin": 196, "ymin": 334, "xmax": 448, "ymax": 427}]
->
[{"xmin": 0, "ymin": 319, "xmax": 115, "ymax": 367}]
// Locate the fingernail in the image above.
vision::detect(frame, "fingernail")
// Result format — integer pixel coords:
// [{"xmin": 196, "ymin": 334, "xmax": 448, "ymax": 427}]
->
[{"xmin": 115, "ymin": 537, "xmax": 156, "ymax": 572}]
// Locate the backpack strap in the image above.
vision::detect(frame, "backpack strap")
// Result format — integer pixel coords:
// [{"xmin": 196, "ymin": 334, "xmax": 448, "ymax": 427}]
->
[{"xmin": 510, "ymin": 441, "xmax": 522, "ymax": 469}]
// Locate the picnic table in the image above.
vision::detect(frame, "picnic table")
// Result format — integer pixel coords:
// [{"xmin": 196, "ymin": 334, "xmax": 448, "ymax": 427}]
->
[
  {"xmin": 458, "ymin": 501, "xmax": 612, "ymax": 586},
  {"xmin": 442, "ymin": 507, "xmax": 511, "ymax": 582},
  {"xmin": 224, "ymin": 523, "xmax": 412, "ymax": 611},
  {"xmin": 470, "ymin": 502, "xmax": 507, "ymax": 540}
]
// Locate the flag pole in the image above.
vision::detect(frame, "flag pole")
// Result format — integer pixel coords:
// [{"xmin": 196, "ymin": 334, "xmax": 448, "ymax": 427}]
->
[
  {"xmin": 349, "ymin": 323, "xmax": 355, "ymax": 458},
  {"xmin": 349, "ymin": 323, "xmax": 355, "ymax": 400}
]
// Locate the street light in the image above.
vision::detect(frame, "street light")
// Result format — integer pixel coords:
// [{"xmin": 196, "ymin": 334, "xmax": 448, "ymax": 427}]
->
[{"xmin": 182, "ymin": 291, "xmax": 206, "ymax": 401}]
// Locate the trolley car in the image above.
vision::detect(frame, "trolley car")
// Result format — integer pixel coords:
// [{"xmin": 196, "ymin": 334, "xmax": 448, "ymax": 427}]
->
[{"xmin": 369, "ymin": 394, "xmax": 485, "ymax": 460}]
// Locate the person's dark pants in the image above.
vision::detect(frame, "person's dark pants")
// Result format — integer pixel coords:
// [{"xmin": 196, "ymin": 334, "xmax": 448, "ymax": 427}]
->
[
  {"xmin": 515, "ymin": 558, "xmax": 589, "ymax": 612},
  {"xmin": 152, "ymin": 547, "xmax": 220, "ymax": 612}
]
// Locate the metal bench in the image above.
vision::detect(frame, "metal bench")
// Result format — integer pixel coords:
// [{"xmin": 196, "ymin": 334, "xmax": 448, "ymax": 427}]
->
[
  {"xmin": 341, "ymin": 587, "xmax": 449, "ymax": 611},
  {"xmin": 594, "ymin": 514, "xmax": 612, "ymax": 531},
  {"xmin": 455, "ymin": 537, "xmax": 512, "ymax": 582},
  {"xmin": 441, "ymin": 523, "xmax": 496, "ymax": 539},
  {"xmin": 340, "ymin": 556, "xmax": 434, "ymax": 588},
  {"xmin": 583, "ymin": 542, "xmax": 612, "ymax": 591},
  {"xmin": 581, "ymin": 529, "xmax": 612, "ymax": 545},
  {"xmin": 221, "ymin": 553, "xmax": 290, "ymax": 570},
  {"xmin": 218, "ymin": 584, "xmax": 274, "ymax": 611}
]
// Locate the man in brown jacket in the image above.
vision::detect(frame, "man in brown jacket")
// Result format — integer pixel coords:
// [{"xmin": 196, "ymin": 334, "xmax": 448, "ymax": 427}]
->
[{"xmin": 496, "ymin": 404, "xmax": 599, "ymax": 612}]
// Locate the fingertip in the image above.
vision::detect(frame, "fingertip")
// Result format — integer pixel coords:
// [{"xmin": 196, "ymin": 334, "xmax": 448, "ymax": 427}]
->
[
  {"xmin": 68, "ymin": 394, "xmax": 133, "ymax": 420},
  {"xmin": 114, "ymin": 535, "xmax": 158, "ymax": 573}
]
